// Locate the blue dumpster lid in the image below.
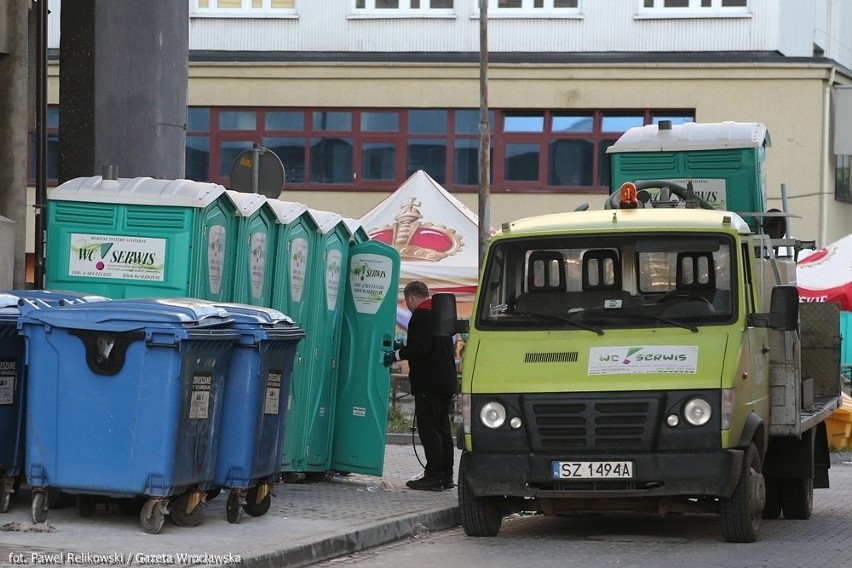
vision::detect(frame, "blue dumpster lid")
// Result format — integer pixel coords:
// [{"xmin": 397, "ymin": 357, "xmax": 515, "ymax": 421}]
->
[
  {"xmin": 0, "ymin": 292, "xmax": 22, "ymax": 318},
  {"xmin": 18, "ymin": 297, "xmax": 232, "ymax": 333},
  {"xmin": 4, "ymin": 289, "xmax": 110, "ymax": 307},
  {"xmin": 213, "ymin": 303, "xmax": 305, "ymax": 344}
]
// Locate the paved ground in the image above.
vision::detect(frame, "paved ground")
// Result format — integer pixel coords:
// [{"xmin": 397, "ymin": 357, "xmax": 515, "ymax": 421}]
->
[{"xmin": 0, "ymin": 438, "xmax": 461, "ymax": 568}]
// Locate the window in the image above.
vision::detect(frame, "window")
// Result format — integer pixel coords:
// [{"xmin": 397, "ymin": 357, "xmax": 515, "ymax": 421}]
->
[
  {"xmin": 479, "ymin": 0, "xmax": 580, "ymax": 17},
  {"xmin": 639, "ymin": 0, "xmax": 749, "ymax": 17},
  {"xmin": 836, "ymin": 155, "xmax": 852, "ymax": 204},
  {"xmin": 192, "ymin": 0, "xmax": 296, "ymax": 17},
  {"xmin": 353, "ymin": 0, "xmax": 454, "ymax": 16},
  {"xmin": 184, "ymin": 106, "xmax": 692, "ymax": 194}
]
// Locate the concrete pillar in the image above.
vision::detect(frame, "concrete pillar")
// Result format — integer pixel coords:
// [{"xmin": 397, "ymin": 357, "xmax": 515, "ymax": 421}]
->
[
  {"xmin": 59, "ymin": 0, "xmax": 188, "ymax": 181},
  {"xmin": 0, "ymin": 1, "xmax": 30, "ymax": 289}
]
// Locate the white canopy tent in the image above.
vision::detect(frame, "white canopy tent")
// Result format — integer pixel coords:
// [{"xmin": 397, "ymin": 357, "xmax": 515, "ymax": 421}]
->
[{"xmin": 359, "ymin": 170, "xmax": 481, "ymax": 319}]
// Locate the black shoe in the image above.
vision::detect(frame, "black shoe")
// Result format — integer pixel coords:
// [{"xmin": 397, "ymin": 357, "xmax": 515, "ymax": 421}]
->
[
  {"xmin": 406, "ymin": 477, "xmax": 443, "ymax": 492},
  {"xmin": 442, "ymin": 478, "xmax": 456, "ymax": 490}
]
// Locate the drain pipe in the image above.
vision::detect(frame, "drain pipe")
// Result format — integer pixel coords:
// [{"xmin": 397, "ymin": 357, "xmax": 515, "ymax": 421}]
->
[{"xmin": 820, "ymin": 66, "xmax": 836, "ymax": 248}]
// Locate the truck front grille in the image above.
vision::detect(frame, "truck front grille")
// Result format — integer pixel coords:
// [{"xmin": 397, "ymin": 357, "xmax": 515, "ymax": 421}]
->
[{"xmin": 522, "ymin": 395, "xmax": 662, "ymax": 452}]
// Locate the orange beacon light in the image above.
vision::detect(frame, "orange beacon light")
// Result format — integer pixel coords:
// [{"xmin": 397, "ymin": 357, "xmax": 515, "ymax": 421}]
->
[{"xmin": 619, "ymin": 182, "xmax": 639, "ymax": 209}]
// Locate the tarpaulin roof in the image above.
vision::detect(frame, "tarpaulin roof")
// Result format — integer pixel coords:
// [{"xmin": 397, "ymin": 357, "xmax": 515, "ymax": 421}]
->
[
  {"xmin": 797, "ymin": 233, "xmax": 852, "ymax": 311},
  {"xmin": 359, "ymin": 170, "xmax": 480, "ymax": 303}
]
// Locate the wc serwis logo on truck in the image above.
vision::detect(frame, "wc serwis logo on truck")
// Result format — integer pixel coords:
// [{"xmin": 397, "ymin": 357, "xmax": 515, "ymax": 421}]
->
[{"xmin": 588, "ymin": 346, "xmax": 698, "ymax": 375}]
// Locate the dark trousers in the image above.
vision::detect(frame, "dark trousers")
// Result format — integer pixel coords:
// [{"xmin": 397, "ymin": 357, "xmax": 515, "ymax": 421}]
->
[{"xmin": 414, "ymin": 393, "xmax": 454, "ymax": 480}]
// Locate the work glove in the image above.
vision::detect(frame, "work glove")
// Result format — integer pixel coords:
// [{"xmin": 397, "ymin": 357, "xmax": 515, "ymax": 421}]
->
[
  {"xmin": 393, "ymin": 339, "xmax": 404, "ymax": 351},
  {"xmin": 383, "ymin": 351, "xmax": 399, "ymax": 368}
]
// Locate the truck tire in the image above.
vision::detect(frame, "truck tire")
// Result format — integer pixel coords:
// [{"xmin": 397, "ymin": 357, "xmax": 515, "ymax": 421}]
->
[
  {"xmin": 762, "ymin": 477, "xmax": 781, "ymax": 520},
  {"xmin": 458, "ymin": 455, "xmax": 503, "ymax": 537},
  {"xmin": 720, "ymin": 443, "xmax": 765, "ymax": 543},
  {"xmin": 779, "ymin": 477, "xmax": 813, "ymax": 520}
]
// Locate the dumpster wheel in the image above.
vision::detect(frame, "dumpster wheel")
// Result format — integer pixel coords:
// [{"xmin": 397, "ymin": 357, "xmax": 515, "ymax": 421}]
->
[
  {"xmin": 0, "ymin": 487, "xmax": 11, "ymax": 513},
  {"xmin": 168, "ymin": 491, "xmax": 205, "ymax": 527},
  {"xmin": 243, "ymin": 483, "xmax": 272, "ymax": 517},
  {"xmin": 31, "ymin": 490, "xmax": 48, "ymax": 524},
  {"xmin": 140, "ymin": 499, "xmax": 165, "ymax": 534},
  {"xmin": 226, "ymin": 490, "xmax": 244, "ymax": 524}
]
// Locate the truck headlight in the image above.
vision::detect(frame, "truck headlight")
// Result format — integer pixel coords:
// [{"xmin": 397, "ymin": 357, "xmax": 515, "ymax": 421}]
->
[
  {"xmin": 684, "ymin": 398, "xmax": 712, "ymax": 426},
  {"xmin": 480, "ymin": 401, "xmax": 506, "ymax": 429}
]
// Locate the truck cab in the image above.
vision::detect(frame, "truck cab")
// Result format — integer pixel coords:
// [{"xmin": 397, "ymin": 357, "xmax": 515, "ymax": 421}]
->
[{"xmin": 449, "ymin": 122, "xmax": 841, "ymax": 543}]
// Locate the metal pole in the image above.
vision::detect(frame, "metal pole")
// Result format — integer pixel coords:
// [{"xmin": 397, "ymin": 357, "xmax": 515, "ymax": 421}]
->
[
  {"xmin": 34, "ymin": 0, "xmax": 48, "ymax": 288},
  {"xmin": 478, "ymin": 0, "xmax": 490, "ymax": 266}
]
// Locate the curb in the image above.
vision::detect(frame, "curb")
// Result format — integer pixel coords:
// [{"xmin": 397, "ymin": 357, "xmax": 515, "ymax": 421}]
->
[{"xmin": 245, "ymin": 504, "xmax": 460, "ymax": 568}]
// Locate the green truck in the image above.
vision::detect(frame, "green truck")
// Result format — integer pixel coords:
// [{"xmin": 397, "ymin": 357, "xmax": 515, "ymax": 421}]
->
[{"xmin": 438, "ymin": 121, "xmax": 842, "ymax": 543}]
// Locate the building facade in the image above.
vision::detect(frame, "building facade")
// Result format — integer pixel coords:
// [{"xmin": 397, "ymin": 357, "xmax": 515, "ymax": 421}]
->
[{"xmin": 42, "ymin": 0, "xmax": 852, "ymax": 248}]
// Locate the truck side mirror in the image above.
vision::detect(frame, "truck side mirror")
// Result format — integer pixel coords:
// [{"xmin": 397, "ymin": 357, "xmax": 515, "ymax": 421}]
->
[
  {"xmin": 748, "ymin": 285, "xmax": 799, "ymax": 331},
  {"xmin": 768, "ymin": 285, "xmax": 799, "ymax": 331},
  {"xmin": 431, "ymin": 293, "xmax": 470, "ymax": 336}
]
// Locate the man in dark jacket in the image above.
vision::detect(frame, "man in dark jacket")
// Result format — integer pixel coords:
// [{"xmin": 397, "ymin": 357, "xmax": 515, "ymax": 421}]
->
[{"xmin": 384, "ymin": 280, "xmax": 457, "ymax": 491}]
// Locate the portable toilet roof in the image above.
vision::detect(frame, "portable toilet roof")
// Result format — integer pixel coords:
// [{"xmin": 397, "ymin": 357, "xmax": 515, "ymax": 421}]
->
[
  {"xmin": 309, "ymin": 209, "xmax": 350, "ymax": 237},
  {"xmin": 266, "ymin": 200, "xmax": 313, "ymax": 225},
  {"xmin": 226, "ymin": 190, "xmax": 268, "ymax": 217},
  {"xmin": 49, "ymin": 176, "xmax": 227, "ymax": 208},
  {"xmin": 606, "ymin": 121, "xmax": 770, "ymax": 154}
]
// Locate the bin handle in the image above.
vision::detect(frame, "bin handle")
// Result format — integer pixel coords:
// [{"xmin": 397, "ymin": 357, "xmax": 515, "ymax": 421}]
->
[{"xmin": 68, "ymin": 330, "xmax": 145, "ymax": 376}]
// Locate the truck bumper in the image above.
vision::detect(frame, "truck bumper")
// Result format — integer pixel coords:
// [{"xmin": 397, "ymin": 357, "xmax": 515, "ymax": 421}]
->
[{"xmin": 462, "ymin": 449, "xmax": 744, "ymax": 500}]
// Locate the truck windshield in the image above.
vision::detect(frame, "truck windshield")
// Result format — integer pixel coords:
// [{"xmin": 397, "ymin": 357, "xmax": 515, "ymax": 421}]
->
[{"xmin": 477, "ymin": 232, "xmax": 735, "ymax": 331}]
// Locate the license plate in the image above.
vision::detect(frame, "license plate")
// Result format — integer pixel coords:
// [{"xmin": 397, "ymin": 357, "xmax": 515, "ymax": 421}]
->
[{"xmin": 551, "ymin": 461, "xmax": 634, "ymax": 479}]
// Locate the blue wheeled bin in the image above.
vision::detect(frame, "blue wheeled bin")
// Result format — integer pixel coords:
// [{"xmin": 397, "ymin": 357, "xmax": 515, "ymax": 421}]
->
[
  {"xmin": 3, "ymin": 289, "xmax": 109, "ymax": 307},
  {"xmin": 18, "ymin": 298, "xmax": 240, "ymax": 534},
  {"xmin": 0, "ymin": 293, "xmax": 27, "ymax": 513},
  {"xmin": 211, "ymin": 304, "xmax": 304, "ymax": 524}
]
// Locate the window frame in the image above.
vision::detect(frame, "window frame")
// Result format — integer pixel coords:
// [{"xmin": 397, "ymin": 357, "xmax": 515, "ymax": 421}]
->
[
  {"xmin": 190, "ymin": 0, "xmax": 298, "ymax": 19},
  {"xmin": 349, "ymin": 0, "xmax": 455, "ymax": 19},
  {"xmin": 636, "ymin": 0, "xmax": 750, "ymax": 19},
  {"xmin": 471, "ymin": 0, "xmax": 582, "ymax": 19}
]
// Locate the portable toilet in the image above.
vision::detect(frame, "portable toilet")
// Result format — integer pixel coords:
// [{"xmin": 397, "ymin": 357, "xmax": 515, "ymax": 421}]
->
[
  {"xmin": 330, "ymin": 239, "xmax": 400, "ymax": 476},
  {"xmin": 281, "ymin": 209, "xmax": 352, "ymax": 475},
  {"xmin": 343, "ymin": 217, "xmax": 370, "ymax": 244},
  {"xmin": 45, "ymin": 176, "xmax": 237, "ymax": 301},
  {"xmin": 607, "ymin": 121, "xmax": 770, "ymax": 231},
  {"xmin": 266, "ymin": 200, "xmax": 318, "ymax": 319},
  {"xmin": 227, "ymin": 191, "xmax": 277, "ymax": 307}
]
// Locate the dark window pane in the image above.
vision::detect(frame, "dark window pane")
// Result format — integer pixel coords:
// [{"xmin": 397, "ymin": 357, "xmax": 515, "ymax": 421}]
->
[
  {"xmin": 407, "ymin": 138, "xmax": 446, "ymax": 183},
  {"xmin": 499, "ymin": 0, "xmax": 522, "ymax": 6},
  {"xmin": 356, "ymin": 0, "xmax": 365, "ymax": 7},
  {"xmin": 431, "ymin": 0, "xmax": 452, "ymax": 7},
  {"xmin": 362, "ymin": 142, "xmax": 397, "ymax": 180},
  {"xmin": 554, "ymin": 0, "xmax": 578, "ymax": 6},
  {"xmin": 264, "ymin": 136, "xmax": 306, "ymax": 184},
  {"xmin": 722, "ymin": 0, "xmax": 747, "ymax": 6},
  {"xmin": 601, "ymin": 115, "xmax": 644, "ymax": 132},
  {"xmin": 552, "ymin": 114, "xmax": 593, "ymax": 132},
  {"xmin": 376, "ymin": 0, "xmax": 399, "ymax": 7},
  {"xmin": 644, "ymin": 0, "xmax": 654, "ymax": 6},
  {"xmin": 220, "ymin": 140, "xmax": 255, "ymax": 177},
  {"xmin": 664, "ymin": 0, "xmax": 689, "ymax": 6},
  {"xmin": 186, "ymin": 136, "xmax": 210, "ymax": 181},
  {"xmin": 266, "ymin": 111, "xmax": 304, "ymax": 131},
  {"xmin": 534, "ymin": 0, "xmax": 543, "ymax": 7},
  {"xmin": 312, "ymin": 112, "xmax": 351, "ymax": 131},
  {"xmin": 188, "ymin": 108, "xmax": 210, "ymax": 131},
  {"xmin": 505, "ymin": 143, "xmax": 539, "ymax": 181},
  {"xmin": 455, "ymin": 109, "xmax": 494, "ymax": 134},
  {"xmin": 598, "ymin": 140, "xmax": 617, "ymax": 188},
  {"xmin": 409, "ymin": 110, "xmax": 447, "ymax": 134},
  {"xmin": 47, "ymin": 106, "xmax": 60, "ymax": 129},
  {"xmin": 412, "ymin": 0, "xmax": 420, "ymax": 7},
  {"xmin": 548, "ymin": 139, "xmax": 593, "ymax": 186},
  {"xmin": 454, "ymin": 139, "xmax": 479, "ymax": 185},
  {"xmin": 361, "ymin": 112, "xmax": 399, "ymax": 132},
  {"xmin": 219, "ymin": 111, "xmax": 256, "ymax": 130},
  {"xmin": 504, "ymin": 114, "xmax": 544, "ymax": 133},
  {"xmin": 310, "ymin": 137, "xmax": 353, "ymax": 183}
]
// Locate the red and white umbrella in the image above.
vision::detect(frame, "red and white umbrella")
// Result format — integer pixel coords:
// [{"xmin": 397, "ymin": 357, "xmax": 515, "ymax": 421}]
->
[{"xmin": 797, "ymin": 233, "xmax": 852, "ymax": 311}]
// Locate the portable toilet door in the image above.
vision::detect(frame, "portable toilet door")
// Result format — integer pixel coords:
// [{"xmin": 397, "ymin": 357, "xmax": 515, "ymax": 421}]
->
[
  {"xmin": 226, "ymin": 191, "xmax": 277, "ymax": 306},
  {"xmin": 45, "ymin": 176, "xmax": 237, "ymax": 300},
  {"xmin": 330, "ymin": 239, "xmax": 400, "ymax": 476},
  {"xmin": 284, "ymin": 209, "xmax": 352, "ymax": 473},
  {"xmin": 266, "ymin": 200, "xmax": 314, "ymax": 317}
]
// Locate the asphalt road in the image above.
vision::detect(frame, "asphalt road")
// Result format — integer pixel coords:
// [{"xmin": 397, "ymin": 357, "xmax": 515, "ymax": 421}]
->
[{"xmin": 319, "ymin": 455, "xmax": 852, "ymax": 568}]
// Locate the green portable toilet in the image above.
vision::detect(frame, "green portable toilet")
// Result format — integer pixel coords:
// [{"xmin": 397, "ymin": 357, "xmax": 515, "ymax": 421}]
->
[
  {"xmin": 607, "ymin": 121, "xmax": 770, "ymax": 230},
  {"xmin": 343, "ymin": 217, "xmax": 370, "ymax": 244},
  {"xmin": 267, "ymin": 200, "xmax": 317, "ymax": 318},
  {"xmin": 46, "ymin": 176, "xmax": 237, "ymax": 300},
  {"xmin": 227, "ymin": 191, "xmax": 276, "ymax": 306},
  {"xmin": 330, "ymin": 239, "xmax": 400, "ymax": 476},
  {"xmin": 281, "ymin": 209, "xmax": 352, "ymax": 474}
]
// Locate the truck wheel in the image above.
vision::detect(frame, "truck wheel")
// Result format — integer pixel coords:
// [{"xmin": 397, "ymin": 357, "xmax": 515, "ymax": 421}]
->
[
  {"xmin": 720, "ymin": 443, "xmax": 765, "ymax": 543},
  {"xmin": 458, "ymin": 456, "xmax": 502, "ymax": 537},
  {"xmin": 762, "ymin": 477, "xmax": 781, "ymax": 520},
  {"xmin": 779, "ymin": 477, "xmax": 813, "ymax": 520}
]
